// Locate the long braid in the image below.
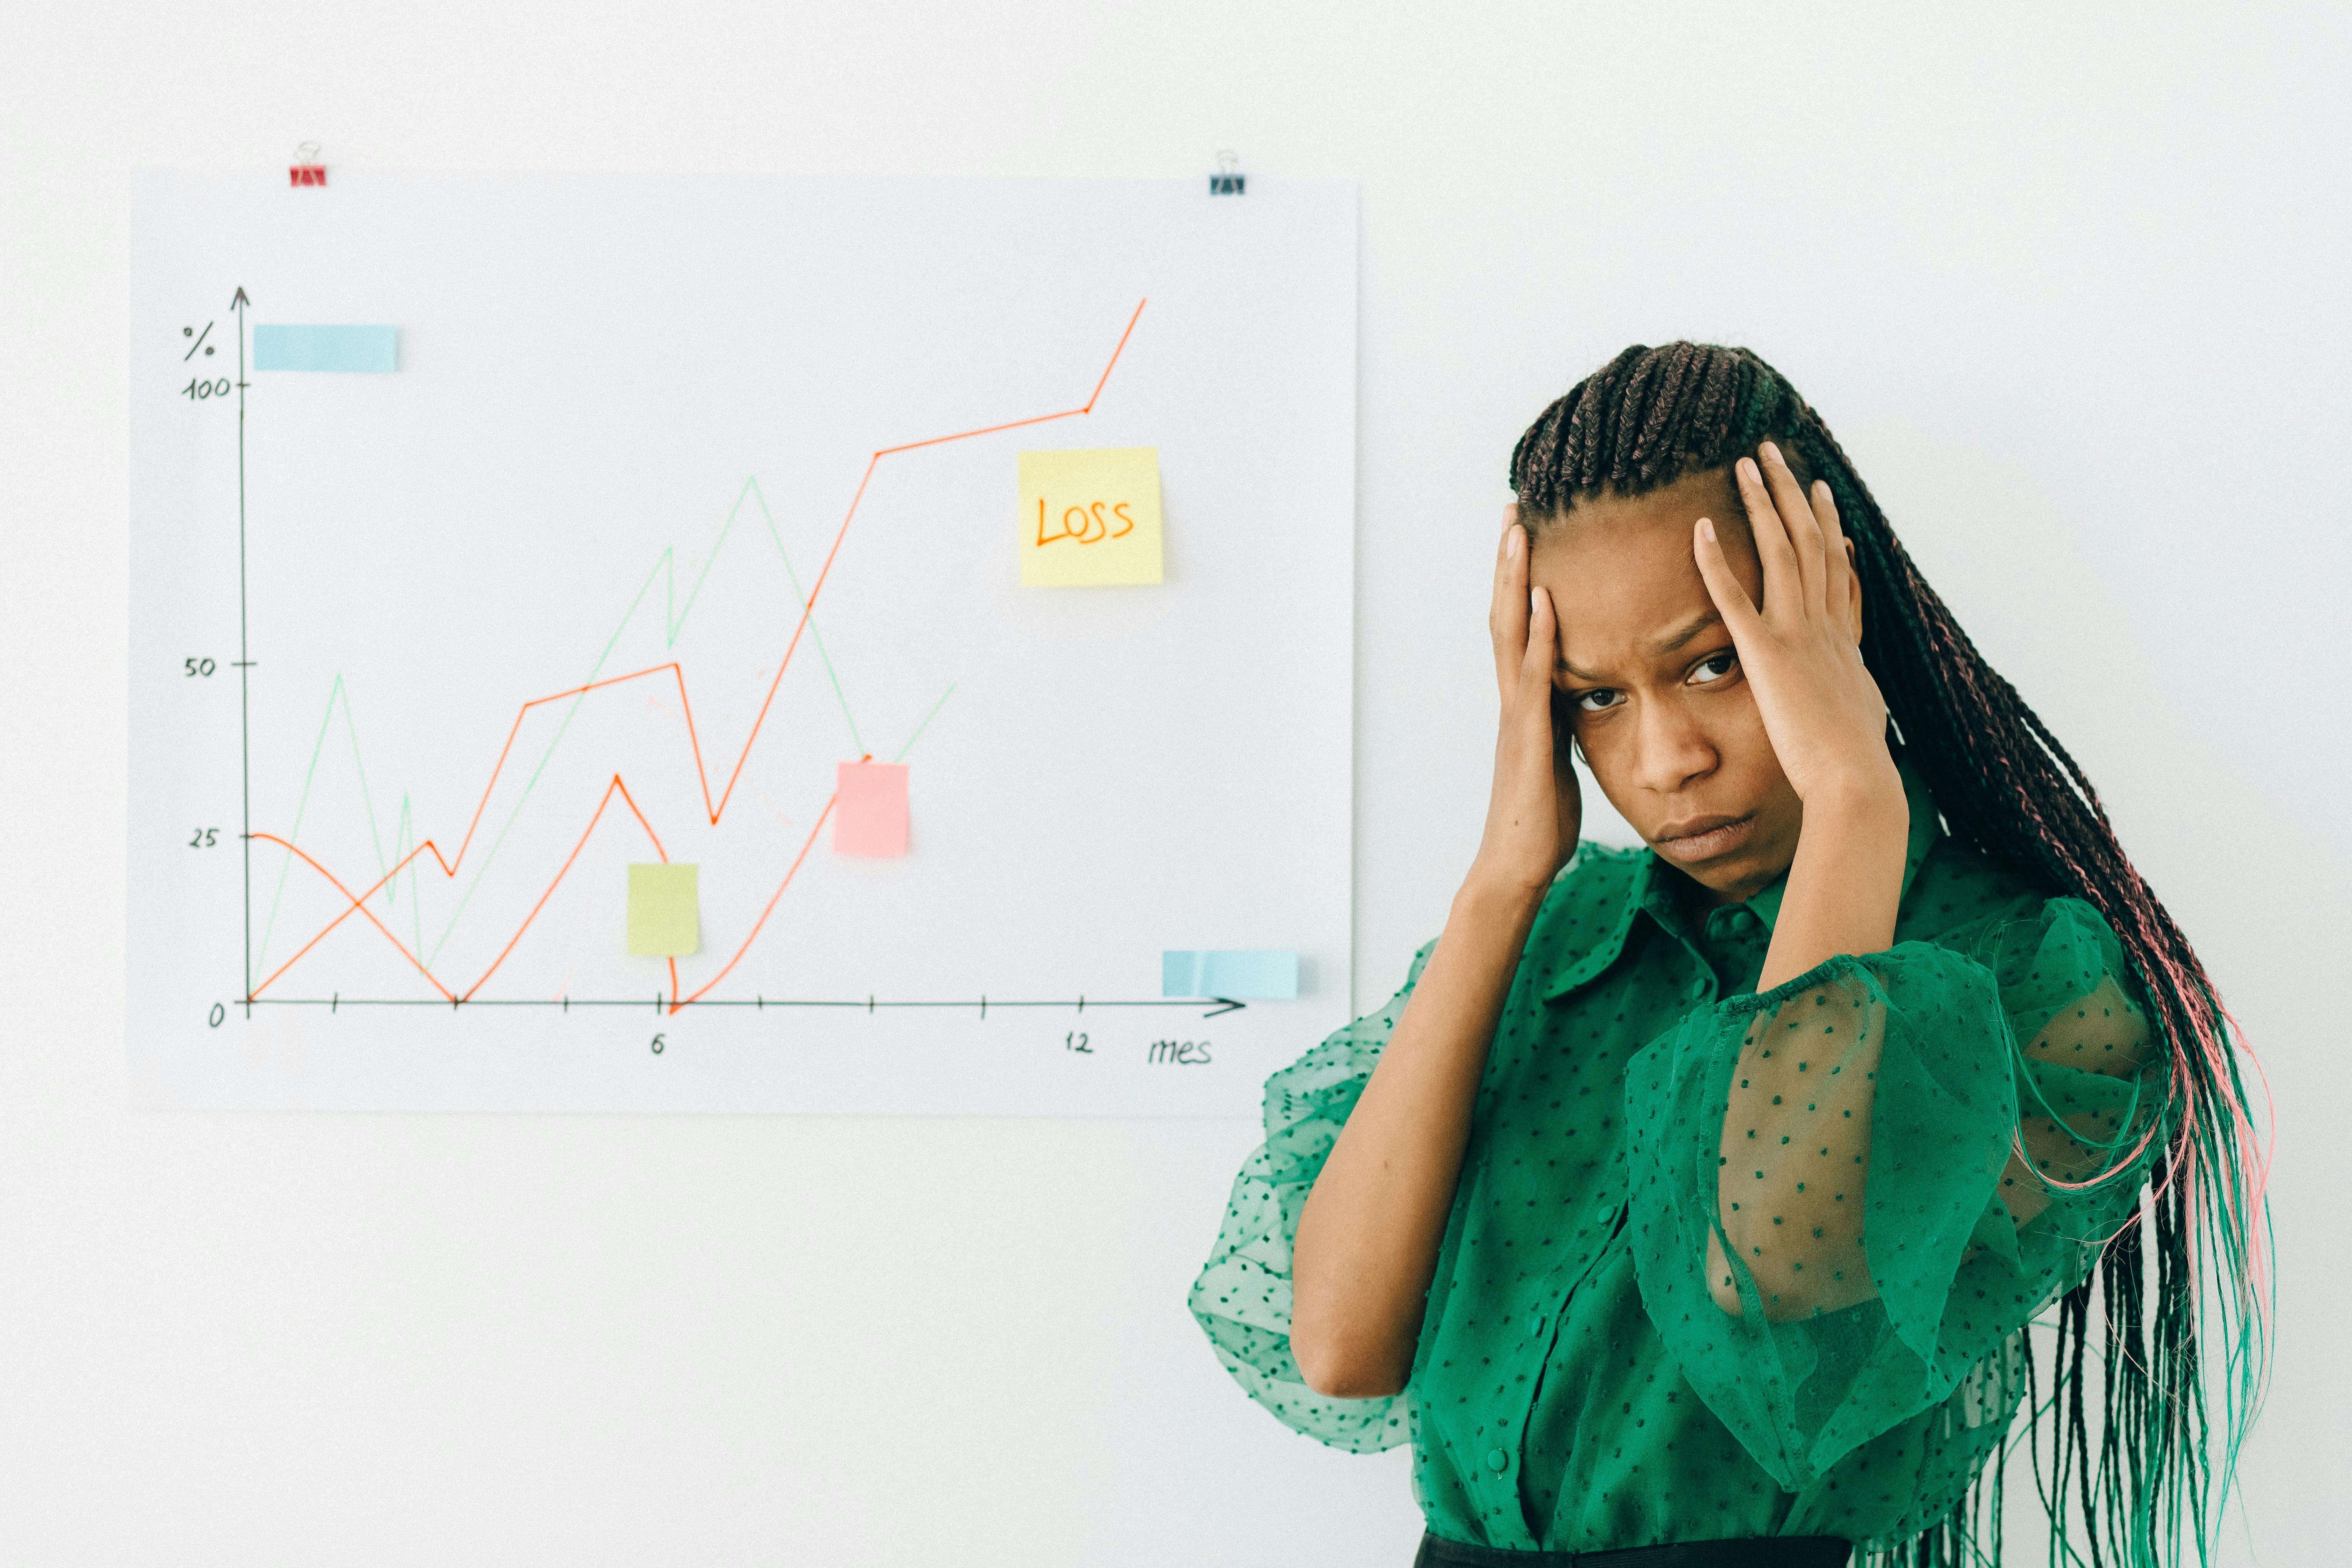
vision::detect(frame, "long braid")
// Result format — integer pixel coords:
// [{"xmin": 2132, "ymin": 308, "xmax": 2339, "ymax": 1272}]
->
[{"xmin": 1510, "ymin": 344, "xmax": 2270, "ymax": 1568}]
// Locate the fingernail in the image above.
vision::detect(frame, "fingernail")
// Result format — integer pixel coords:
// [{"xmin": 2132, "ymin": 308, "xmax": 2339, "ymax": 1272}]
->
[
  {"xmin": 1529, "ymin": 588, "xmax": 1542, "ymax": 615},
  {"xmin": 1738, "ymin": 457, "xmax": 1758, "ymax": 483},
  {"xmin": 1506, "ymin": 527, "xmax": 1521, "ymax": 561},
  {"xmin": 1700, "ymin": 518, "xmax": 1717, "ymax": 543},
  {"xmin": 1762, "ymin": 441, "xmax": 1782, "ymax": 465}
]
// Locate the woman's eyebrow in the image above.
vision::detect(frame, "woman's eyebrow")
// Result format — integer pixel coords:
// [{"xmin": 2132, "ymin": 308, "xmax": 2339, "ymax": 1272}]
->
[{"xmin": 1555, "ymin": 612, "xmax": 1726, "ymax": 681}]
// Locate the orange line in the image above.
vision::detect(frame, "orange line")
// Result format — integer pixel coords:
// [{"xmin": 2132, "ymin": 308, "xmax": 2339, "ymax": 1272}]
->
[
  {"xmin": 249, "ymin": 835, "xmax": 452, "ymax": 999},
  {"xmin": 449, "ymin": 661, "xmax": 680, "ymax": 869},
  {"xmin": 449, "ymin": 708, "xmax": 533, "ymax": 872},
  {"xmin": 710, "ymin": 454, "xmax": 877, "ymax": 825},
  {"xmin": 876, "ymin": 406, "xmax": 1085, "ymax": 457},
  {"xmin": 248, "ymin": 834, "xmax": 455, "ymax": 1001},
  {"xmin": 669, "ymin": 665, "xmax": 715, "ymax": 821},
  {"xmin": 461, "ymin": 773, "xmax": 668, "ymax": 1001},
  {"xmin": 674, "ymin": 796, "xmax": 836, "ymax": 1012},
  {"xmin": 260, "ymin": 302, "xmax": 1146, "ymax": 1002},
  {"xmin": 1082, "ymin": 298, "xmax": 1147, "ymax": 412}
]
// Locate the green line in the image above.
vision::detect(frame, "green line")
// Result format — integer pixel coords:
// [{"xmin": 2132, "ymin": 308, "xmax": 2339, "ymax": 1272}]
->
[
  {"xmin": 256, "ymin": 675, "xmax": 408, "ymax": 973},
  {"xmin": 892, "ymin": 683, "xmax": 956, "ymax": 763},
  {"xmin": 422, "ymin": 478, "xmax": 868, "ymax": 965},
  {"xmin": 261, "ymin": 471, "xmax": 908, "ymax": 976},
  {"xmin": 664, "ymin": 475, "xmax": 758, "ymax": 645},
  {"xmin": 254, "ymin": 673, "xmax": 349, "ymax": 973},
  {"xmin": 394, "ymin": 794, "xmax": 424, "ymax": 957},
  {"xmin": 387, "ymin": 794, "xmax": 412, "ymax": 908},
  {"xmin": 426, "ymin": 552, "xmax": 671, "ymax": 964},
  {"xmin": 344, "ymin": 686, "xmax": 391, "ymax": 887}
]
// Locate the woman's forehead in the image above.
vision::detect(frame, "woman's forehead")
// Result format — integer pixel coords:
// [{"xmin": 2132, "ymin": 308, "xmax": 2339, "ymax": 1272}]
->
[
  {"xmin": 1528, "ymin": 474, "xmax": 1764, "ymax": 680},
  {"xmin": 1532, "ymin": 471, "xmax": 1757, "ymax": 631}
]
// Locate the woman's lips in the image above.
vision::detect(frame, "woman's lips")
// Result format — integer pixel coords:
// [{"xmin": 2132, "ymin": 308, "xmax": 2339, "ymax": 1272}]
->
[{"xmin": 1653, "ymin": 813, "xmax": 1754, "ymax": 864}]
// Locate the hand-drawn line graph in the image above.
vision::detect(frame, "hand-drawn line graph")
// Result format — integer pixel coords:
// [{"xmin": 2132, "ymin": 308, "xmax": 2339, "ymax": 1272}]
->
[
  {"xmin": 244, "ymin": 476, "xmax": 945, "ymax": 996},
  {"xmin": 244, "ymin": 300, "xmax": 1149, "ymax": 1018},
  {"xmin": 133, "ymin": 172, "xmax": 1356, "ymax": 1115}
]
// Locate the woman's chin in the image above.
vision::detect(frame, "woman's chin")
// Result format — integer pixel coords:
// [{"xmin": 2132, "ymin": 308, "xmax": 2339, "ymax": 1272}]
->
[{"xmin": 1652, "ymin": 841, "xmax": 1791, "ymax": 906}]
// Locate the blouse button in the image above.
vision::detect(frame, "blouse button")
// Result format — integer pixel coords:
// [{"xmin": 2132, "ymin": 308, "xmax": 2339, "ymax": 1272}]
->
[
  {"xmin": 1485, "ymin": 1447, "xmax": 1511, "ymax": 1474},
  {"xmin": 1688, "ymin": 978, "xmax": 1709, "ymax": 999}
]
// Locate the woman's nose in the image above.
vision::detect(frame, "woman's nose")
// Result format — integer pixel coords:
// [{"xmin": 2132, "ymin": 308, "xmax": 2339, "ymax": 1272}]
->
[{"xmin": 1630, "ymin": 699, "xmax": 1716, "ymax": 795}]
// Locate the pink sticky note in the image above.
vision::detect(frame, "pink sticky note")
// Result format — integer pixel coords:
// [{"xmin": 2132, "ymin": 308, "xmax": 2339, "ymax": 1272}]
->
[{"xmin": 833, "ymin": 762, "xmax": 909, "ymax": 856}]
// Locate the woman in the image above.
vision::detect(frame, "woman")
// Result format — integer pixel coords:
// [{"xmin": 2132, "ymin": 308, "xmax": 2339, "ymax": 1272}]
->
[{"xmin": 1190, "ymin": 344, "xmax": 2266, "ymax": 1566}]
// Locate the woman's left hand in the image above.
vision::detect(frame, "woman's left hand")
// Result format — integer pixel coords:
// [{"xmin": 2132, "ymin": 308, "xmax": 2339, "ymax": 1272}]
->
[{"xmin": 1692, "ymin": 442, "xmax": 1899, "ymax": 807}]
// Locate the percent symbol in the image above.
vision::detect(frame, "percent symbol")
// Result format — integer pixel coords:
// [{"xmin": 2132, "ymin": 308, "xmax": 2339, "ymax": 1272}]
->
[{"xmin": 182, "ymin": 323, "xmax": 215, "ymax": 360}]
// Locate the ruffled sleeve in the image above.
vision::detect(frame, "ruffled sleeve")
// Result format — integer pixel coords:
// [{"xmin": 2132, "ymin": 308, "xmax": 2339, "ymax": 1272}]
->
[
  {"xmin": 1623, "ymin": 896, "xmax": 2167, "ymax": 1489},
  {"xmin": 1187, "ymin": 940, "xmax": 1437, "ymax": 1452}
]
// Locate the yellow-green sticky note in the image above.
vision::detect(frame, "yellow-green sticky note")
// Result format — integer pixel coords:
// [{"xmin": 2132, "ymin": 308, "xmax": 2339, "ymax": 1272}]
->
[
  {"xmin": 1018, "ymin": 447, "xmax": 1164, "ymax": 586},
  {"xmin": 627, "ymin": 863, "xmax": 699, "ymax": 956}
]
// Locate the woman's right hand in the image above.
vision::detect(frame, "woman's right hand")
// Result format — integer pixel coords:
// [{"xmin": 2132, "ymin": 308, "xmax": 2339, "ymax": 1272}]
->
[
  {"xmin": 1289, "ymin": 507, "xmax": 1583, "ymax": 1398},
  {"xmin": 1470, "ymin": 507, "xmax": 1582, "ymax": 899}
]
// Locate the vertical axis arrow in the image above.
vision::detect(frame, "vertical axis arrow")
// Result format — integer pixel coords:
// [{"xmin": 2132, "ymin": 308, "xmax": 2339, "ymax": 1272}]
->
[{"xmin": 232, "ymin": 286, "xmax": 251, "ymax": 1011}]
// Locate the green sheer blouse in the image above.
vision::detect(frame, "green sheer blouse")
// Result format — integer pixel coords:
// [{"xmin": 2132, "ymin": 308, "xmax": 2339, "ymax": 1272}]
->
[{"xmin": 1189, "ymin": 754, "xmax": 2166, "ymax": 1553}]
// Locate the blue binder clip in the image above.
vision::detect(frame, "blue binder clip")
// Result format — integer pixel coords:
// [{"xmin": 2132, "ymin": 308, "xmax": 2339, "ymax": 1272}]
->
[{"xmin": 1209, "ymin": 150, "xmax": 1245, "ymax": 196}]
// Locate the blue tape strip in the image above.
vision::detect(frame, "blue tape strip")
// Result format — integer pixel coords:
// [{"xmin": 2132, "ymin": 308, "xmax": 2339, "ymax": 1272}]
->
[
  {"xmin": 1161, "ymin": 949, "xmax": 1299, "ymax": 1000},
  {"xmin": 253, "ymin": 324, "xmax": 399, "ymax": 372}
]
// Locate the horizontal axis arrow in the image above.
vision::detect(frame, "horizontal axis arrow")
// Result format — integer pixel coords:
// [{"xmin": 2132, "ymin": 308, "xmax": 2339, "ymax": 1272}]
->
[{"xmin": 243, "ymin": 994, "xmax": 1253, "ymax": 1017}]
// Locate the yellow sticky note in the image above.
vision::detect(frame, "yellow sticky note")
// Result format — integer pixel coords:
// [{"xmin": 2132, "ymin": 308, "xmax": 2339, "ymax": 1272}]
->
[
  {"xmin": 627, "ymin": 863, "xmax": 699, "ymax": 956},
  {"xmin": 1018, "ymin": 447, "xmax": 1164, "ymax": 586}
]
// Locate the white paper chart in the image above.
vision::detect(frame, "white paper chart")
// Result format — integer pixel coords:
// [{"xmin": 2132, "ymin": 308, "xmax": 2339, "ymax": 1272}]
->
[{"xmin": 128, "ymin": 173, "xmax": 1356, "ymax": 1115}]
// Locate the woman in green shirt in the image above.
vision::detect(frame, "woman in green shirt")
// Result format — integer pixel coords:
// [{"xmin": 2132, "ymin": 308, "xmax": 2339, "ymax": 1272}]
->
[{"xmin": 1191, "ymin": 344, "xmax": 2267, "ymax": 1566}]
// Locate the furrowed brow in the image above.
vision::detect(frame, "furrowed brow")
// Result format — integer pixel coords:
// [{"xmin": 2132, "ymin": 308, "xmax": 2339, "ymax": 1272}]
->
[
  {"xmin": 1555, "ymin": 611, "xmax": 1726, "ymax": 682},
  {"xmin": 1650, "ymin": 610, "xmax": 1724, "ymax": 656}
]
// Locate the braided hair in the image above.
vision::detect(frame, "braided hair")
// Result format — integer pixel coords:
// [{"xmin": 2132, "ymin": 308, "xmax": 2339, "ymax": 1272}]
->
[{"xmin": 1511, "ymin": 344, "xmax": 2269, "ymax": 1568}]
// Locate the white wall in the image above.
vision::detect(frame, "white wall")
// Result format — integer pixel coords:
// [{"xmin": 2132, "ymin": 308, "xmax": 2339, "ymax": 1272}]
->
[{"xmin": 3, "ymin": 4, "xmax": 2345, "ymax": 1564}]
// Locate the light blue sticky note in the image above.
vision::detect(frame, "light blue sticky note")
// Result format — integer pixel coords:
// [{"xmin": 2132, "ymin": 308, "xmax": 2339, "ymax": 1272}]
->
[
  {"xmin": 1162, "ymin": 949, "xmax": 1299, "ymax": 1000},
  {"xmin": 253, "ymin": 324, "xmax": 399, "ymax": 372}
]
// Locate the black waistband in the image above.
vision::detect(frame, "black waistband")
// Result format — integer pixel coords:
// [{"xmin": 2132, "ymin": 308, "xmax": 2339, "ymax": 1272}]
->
[{"xmin": 1414, "ymin": 1532, "xmax": 1853, "ymax": 1568}]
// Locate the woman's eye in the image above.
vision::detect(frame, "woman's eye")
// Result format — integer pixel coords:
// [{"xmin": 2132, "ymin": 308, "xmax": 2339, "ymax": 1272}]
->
[{"xmin": 1570, "ymin": 659, "xmax": 1730, "ymax": 711}]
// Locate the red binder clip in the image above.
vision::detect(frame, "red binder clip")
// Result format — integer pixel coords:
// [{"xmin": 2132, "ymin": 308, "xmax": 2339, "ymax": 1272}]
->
[{"xmin": 289, "ymin": 141, "xmax": 326, "ymax": 187}]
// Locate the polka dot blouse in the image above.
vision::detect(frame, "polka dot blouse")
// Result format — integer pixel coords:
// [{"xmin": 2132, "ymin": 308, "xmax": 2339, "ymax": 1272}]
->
[{"xmin": 1189, "ymin": 751, "xmax": 2165, "ymax": 1555}]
